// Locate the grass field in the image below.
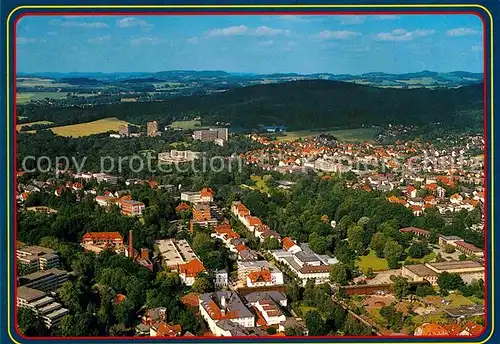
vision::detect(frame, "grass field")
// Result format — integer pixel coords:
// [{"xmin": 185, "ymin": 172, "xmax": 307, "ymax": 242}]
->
[
  {"xmin": 17, "ymin": 92, "xmax": 67, "ymax": 104},
  {"xmin": 168, "ymin": 120, "xmax": 206, "ymax": 130},
  {"xmin": 17, "ymin": 77, "xmax": 72, "ymax": 88},
  {"xmin": 444, "ymin": 294, "xmax": 475, "ymax": 307},
  {"xmin": 356, "ymin": 250, "xmax": 389, "ymax": 273},
  {"xmin": 250, "ymin": 175, "xmax": 271, "ymax": 193},
  {"xmin": 276, "ymin": 127, "xmax": 381, "ymax": 142},
  {"xmin": 412, "ymin": 312, "xmax": 447, "ymax": 325},
  {"xmin": 16, "ymin": 121, "xmax": 54, "ymax": 131},
  {"xmin": 50, "ymin": 117, "xmax": 131, "ymax": 137}
]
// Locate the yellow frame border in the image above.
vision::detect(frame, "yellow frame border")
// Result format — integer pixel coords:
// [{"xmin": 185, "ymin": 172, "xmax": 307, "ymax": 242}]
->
[{"xmin": 5, "ymin": 4, "xmax": 494, "ymax": 344}]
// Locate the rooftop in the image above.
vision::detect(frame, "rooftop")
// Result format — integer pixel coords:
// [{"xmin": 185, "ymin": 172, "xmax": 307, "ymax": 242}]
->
[
  {"xmin": 426, "ymin": 260, "xmax": 483, "ymax": 271},
  {"xmin": 404, "ymin": 264, "xmax": 438, "ymax": 277},
  {"xmin": 17, "ymin": 286, "xmax": 46, "ymax": 301}
]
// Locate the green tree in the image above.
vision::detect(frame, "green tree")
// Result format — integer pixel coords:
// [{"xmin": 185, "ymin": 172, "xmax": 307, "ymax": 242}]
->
[
  {"xmin": 191, "ymin": 273, "xmax": 215, "ymax": 294},
  {"xmin": 305, "ymin": 310, "xmax": 327, "ymax": 336},
  {"xmin": 329, "ymin": 264, "xmax": 349, "ymax": 286},
  {"xmin": 415, "ymin": 285, "xmax": 436, "ymax": 297},
  {"xmin": 408, "ymin": 242, "xmax": 431, "ymax": 259},
  {"xmin": 286, "ymin": 280, "xmax": 302, "ymax": 302},
  {"xmin": 17, "ymin": 308, "xmax": 49, "ymax": 336},
  {"xmin": 437, "ymin": 272, "xmax": 465, "ymax": 292},
  {"xmin": 261, "ymin": 237, "xmax": 281, "ymax": 250},
  {"xmin": 309, "ymin": 233, "xmax": 327, "ymax": 255},
  {"xmin": 285, "ymin": 326, "xmax": 303, "ymax": 336},
  {"xmin": 370, "ymin": 232, "xmax": 386, "ymax": 258},
  {"xmin": 391, "ymin": 275, "xmax": 409, "ymax": 300},
  {"xmin": 444, "ymin": 244, "xmax": 456, "ymax": 253},
  {"xmin": 347, "ymin": 225, "xmax": 365, "ymax": 253},
  {"xmin": 384, "ymin": 240, "xmax": 403, "ymax": 269}
]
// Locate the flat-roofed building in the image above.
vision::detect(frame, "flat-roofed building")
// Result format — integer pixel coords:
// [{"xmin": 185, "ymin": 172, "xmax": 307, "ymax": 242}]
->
[
  {"xmin": 17, "ymin": 245, "xmax": 60, "ymax": 272},
  {"xmin": 193, "ymin": 128, "xmax": 228, "ymax": 144},
  {"xmin": 426, "ymin": 261, "xmax": 484, "ymax": 284},
  {"xmin": 402, "ymin": 264, "xmax": 439, "ymax": 286},
  {"xmin": 19, "ymin": 268, "xmax": 69, "ymax": 292},
  {"xmin": 272, "ymin": 249, "xmax": 338, "ymax": 286},
  {"xmin": 158, "ymin": 150, "xmax": 200, "ymax": 164},
  {"xmin": 17, "ymin": 286, "xmax": 47, "ymax": 308},
  {"xmin": 17, "ymin": 286, "xmax": 68, "ymax": 329},
  {"xmin": 147, "ymin": 121, "xmax": 158, "ymax": 137},
  {"xmin": 119, "ymin": 199, "xmax": 146, "ymax": 216},
  {"xmin": 156, "ymin": 239, "xmax": 199, "ymax": 269}
]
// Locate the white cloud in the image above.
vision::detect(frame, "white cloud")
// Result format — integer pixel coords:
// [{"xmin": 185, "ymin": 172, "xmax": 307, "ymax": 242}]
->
[
  {"xmin": 187, "ymin": 37, "xmax": 199, "ymax": 44},
  {"xmin": 130, "ymin": 36, "xmax": 165, "ymax": 45},
  {"xmin": 17, "ymin": 37, "xmax": 45, "ymax": 44},
  {"xmin": 446, "ymin": 27, "xmax": 481, "ymax": 37},
  {"xmin": 117, "ymin": 17, "xmax": 152, "ymax": 28},
  {"xmin": 205, "ymin": 25, "xmax": 249, "ymax": 37},
  {"xmin": 259, "ymin": 40, "xmax": 274, "ymax": 47},
  {"xmin": 205, "ymin": 25, "xmax": 290, "ymax": 37},
  {"xmin": 88, "ymin": 35, "xmax": 111, "ymax": 44},
  {"xmin": 254, "ymin": 26, "xmax": 290, "ymax": 36},
  {"xmin": 316, "ymin": 30, "xmax": 361, "ymax": 40},
  {"xmin": 50, "ymin": 19, "xmax": 108, "ymax": 29},
  {"xmin": 47, "ymin": 31, "xmax": 58, "ymax": 36},
  {"xmin": 374, "ymin": 29, "xmax": 435, "ymax": 41}
]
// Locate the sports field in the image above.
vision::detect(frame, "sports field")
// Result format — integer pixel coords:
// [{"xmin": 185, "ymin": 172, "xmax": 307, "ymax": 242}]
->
[
  {"xmin": 276, "ymin": 127, "xmax": 381, "ymax": 142},
  {"xmin": 50, "ymin": 117, "xmax": 131, "ymax": 137}
]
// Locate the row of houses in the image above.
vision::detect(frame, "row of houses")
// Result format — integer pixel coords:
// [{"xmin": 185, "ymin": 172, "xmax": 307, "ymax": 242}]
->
[{"xmin": 231, "ymin": 202, "xmax": 281, "ymax": 243}]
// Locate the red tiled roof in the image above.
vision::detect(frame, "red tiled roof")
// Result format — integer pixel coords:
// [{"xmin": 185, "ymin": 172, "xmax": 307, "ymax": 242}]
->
[
  {"xmin": 462, "ymin": 322, "xmax": 484, "ymax": 336},
  {"xmin": 82, "ymin": 232, "xmax": 123, "ymax": 241},
  {"xmin": 282, "ymin": 237, "xmax": 296, "ymax": 251},
  {"xmin": 178, "ymin": 259, "xmax": 206, "ymax": 277},
  {"xmin": 443, "ymin": 324, "xmax": 462, "ymax": 336},
  {"xmin": 455, "ymin": 241, "xmax": 483, "ymax": 253},
  {"xmin": 181, "ymin": 294, "xmax": 199, "ymax": 308},
  {"xmin": 200, "ymin": 187, "xmax": 214, "ymax": 198},
  {"xmin": 155, "ymin": 322, "xmax": 182, "ymax": 337},
  {"xmin": 114, "ymin": 293, "xmax": 127, "ymax": 305},
  {"xmin": 247, "ymin": 216, "xmax": 263, "ymax": 227},
  {"xmin": 176, "ymin": 202, "xmax": 191, "ymax": 212},
  {"xmin": 248, "ymin": 270, "xmax": 272, "ymax": 283},
  {"xmin": 417, "ymin": 323, "xmax": 449, "ymax": 336}
]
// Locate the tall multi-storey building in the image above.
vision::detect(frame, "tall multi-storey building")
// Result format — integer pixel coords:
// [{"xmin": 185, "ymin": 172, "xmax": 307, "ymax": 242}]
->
[
  {"xmin": 119, "ymin": 124, "xmax": 129, "ymax": 137},
  {"xmin": 17, "ymin": 246, "xmax": 60, "ymax": 273},
  {"xmin": 19, "ymin": 268, "xmax": 69, "ymax": 292},
  {"xmin": 192, "ymin": 128, "xmax": 228, "ymax": 145},
  {"xmin": 17, "ymin": 286, "xmax": 69, "ymax": 329},
  {"xmin": 147, "ymin": 121, "xmax": 158, "ymax": 137}
]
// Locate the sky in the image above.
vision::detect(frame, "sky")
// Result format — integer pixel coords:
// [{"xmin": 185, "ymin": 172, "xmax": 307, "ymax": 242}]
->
[{"xmin": 16, "ymin": 14, "xmax": 484, "ymax": 74}]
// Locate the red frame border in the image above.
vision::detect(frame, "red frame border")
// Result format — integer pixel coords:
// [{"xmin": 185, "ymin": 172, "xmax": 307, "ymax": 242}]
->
[{"xmin": 11, "ymin": 10, "xmax": 490, "ymax": 341}]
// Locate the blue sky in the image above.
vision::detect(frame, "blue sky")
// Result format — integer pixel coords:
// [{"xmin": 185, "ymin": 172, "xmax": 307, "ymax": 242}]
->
[{"xmin": 16, "ymin": 14, "xmax": 483, "ymax": 74}]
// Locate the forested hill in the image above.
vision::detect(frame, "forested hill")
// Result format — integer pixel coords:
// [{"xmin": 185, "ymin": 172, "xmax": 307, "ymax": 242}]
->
[{"xmin": 20, "ymin": 80, "xmax": 483, "ymax": 130}]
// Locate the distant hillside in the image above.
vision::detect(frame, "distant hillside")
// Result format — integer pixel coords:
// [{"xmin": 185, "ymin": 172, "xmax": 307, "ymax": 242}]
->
[
  {"xmin": 21, "ymin": 80, "xmax": 483, "ymax": 131},
  {"xmin": 185, "ymin": 80, "xmax": 483, "ymax": 129}
]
